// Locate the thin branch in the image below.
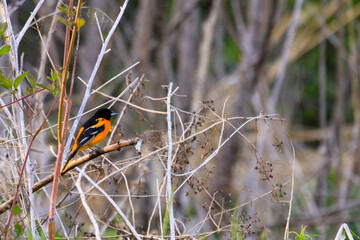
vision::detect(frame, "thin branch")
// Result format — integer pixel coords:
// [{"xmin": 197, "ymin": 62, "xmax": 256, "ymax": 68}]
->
[
  {"xmin": 94, "ymin": 12, "xmax": 104, "ymax": 43},
  {"xmin": 91, "ymin": 61, "xmax": 140, "ymax": 95},
  {"xmin": 97, "ymin": 91, "xmax": 167, "ymax": 115},
  {"xmin": 75, "ymin": 167, "xmax": 141, "ymax": 240},
  {"xmin": 108, "ymin": 75, "xmax": 143, "ymax": 144},
  {"xmin": 0, "ymin": 89, "xmax": 45, "ymax": 109},
  {"xmin": 76, "ymin": 163, "xmax": 101, "ymax": 240},
  {"xmin": 283, "ymin": 137, "xmax": 296, "ymax": 239},
  {"xmin": 37, "ymin": 0, "xmax": 61, "ymax": 80},
  {"xmin": 121, "ymin": 171, "xmax": 136, "ymax": 226},
  {"xmin": 16, "ymin": 0, "xmax": 45, "ymax": 44},
  {"xmin": 166, "ymin": 82, "xmax": 175, "ymax": 240},
  {"xmin": 173, "ymin": 114, "xmax": 269, "ymax": 194},
  {"xmin": 157, "ymin": 179, "xmax": 164, "ymax": 238},
  {"xmin": 146, "ymin": 178, "xmax": 165, "ymax": 236}
]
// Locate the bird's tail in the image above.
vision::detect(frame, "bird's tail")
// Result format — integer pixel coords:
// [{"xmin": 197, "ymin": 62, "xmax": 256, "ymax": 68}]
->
[{"xmin": 61, "ymin": 148, "xmax": 79, "ymax": 173}]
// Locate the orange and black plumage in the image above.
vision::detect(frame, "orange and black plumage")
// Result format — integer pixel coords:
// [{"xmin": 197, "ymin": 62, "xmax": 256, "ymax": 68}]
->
[{"xmin": 62, "ymin": 108, "xmax": 118, "ymax": 173}]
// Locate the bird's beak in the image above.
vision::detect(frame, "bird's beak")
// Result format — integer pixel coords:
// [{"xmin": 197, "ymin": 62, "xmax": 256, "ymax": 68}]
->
[{"xmin": 111, "ymin": 111, "xmax": 119, "ymax": 116}]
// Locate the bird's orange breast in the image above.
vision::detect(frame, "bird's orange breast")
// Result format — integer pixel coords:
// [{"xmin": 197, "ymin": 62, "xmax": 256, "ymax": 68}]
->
[{"xmin": 77, "ymin": 118, "xmax": 111, "ymax": 151}]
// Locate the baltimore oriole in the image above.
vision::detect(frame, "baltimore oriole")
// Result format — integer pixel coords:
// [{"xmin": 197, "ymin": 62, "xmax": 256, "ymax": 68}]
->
[{"xmin": 62, "ymin": 108, "xmax": 118, "ymax": 172}]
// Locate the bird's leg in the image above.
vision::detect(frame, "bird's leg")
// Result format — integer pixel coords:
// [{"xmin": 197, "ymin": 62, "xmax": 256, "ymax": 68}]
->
[{"xmin": 89, "ymin": 145, "xmax": 102, "ymax": 154}]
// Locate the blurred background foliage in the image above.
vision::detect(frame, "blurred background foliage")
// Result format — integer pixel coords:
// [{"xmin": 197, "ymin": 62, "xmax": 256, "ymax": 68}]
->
[{"xmin": 1, "ymin": 0, "xmax": 360, "ymax": 239}]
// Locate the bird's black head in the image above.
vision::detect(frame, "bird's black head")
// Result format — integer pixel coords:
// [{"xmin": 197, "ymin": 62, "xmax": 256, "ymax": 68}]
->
[{"xmin": 93, "ymin": 108, "xmax": 118, "ymax": 120}]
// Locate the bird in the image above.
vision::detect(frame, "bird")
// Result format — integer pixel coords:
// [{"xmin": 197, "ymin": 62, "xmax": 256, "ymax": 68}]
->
[{"xmin": 61, "ymin": 108, "xmax": 118, "ymax": 173}]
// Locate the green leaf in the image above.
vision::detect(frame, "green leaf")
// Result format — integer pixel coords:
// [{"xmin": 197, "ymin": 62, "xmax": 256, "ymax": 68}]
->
[
  {"xmin": 13, "ymin": 204, "xmax": 22, "ymax": 215},
  {"xmin": 54, "ymin": 88, "xmax": 60, "ymax": 97},
  {"xmin": 51, "ymin": 70, "xmax": 61, "ymax": 82},
  {"xmin": 36, "ymin": 83, "xmax": 52, "ymax": 92},
  {"xmin": 0, "ymin": 22, "xmax": 7, "ymax": 38},
  {"xmin": 36, "ymin": 220, "xmax": 47, "ymax": 240},
  {"xmin": 0, "ymin": 72, "xmax": 12, "ymax": 90},
  {"xmin": 14, "ymin": 72, "xmax": 28, "ymax": 89},
  {"xmin": 35, "ymin": 189, "xmax": 43, "ymax": 195},
  {"xmin": 26, "ymin": 74, "xmax": 37, "ymax": 88},
  {"xmin": 15, "ymin": 223, "xmax": 22, "ymax": 236},
  {"xmin": 37, "ymin": 83, "xmax": 59, "ymax": 97},
  {"xmin": 25, "ymin": 130, "xmax": 34, "ymax": 136},
  {"xmin": 56, "ymin": 16, "xmax": 72, "ymax": 26},
  {"xmin": 0, "ymin": 45, "xmax": 10, "ymax": 57},
  {"xmin": 57, "ymin": 5, "xmax": 68, "ymax": 15},
  {"xmin": 26, "ymin": 87, "xmax": 32, "ymax": 95},
  {"xmin": 26, "ymin": 226, "xmax": 34, "ymax": 240},
  {"xmin": 77, "ymin": 18, "xmax": 85, "ymax": 29},
  {"xmin": 55, "ymin": 231, "xmax": 65, "ymax": 238}
]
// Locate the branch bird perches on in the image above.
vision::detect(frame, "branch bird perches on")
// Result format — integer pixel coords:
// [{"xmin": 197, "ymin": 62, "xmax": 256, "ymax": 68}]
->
[{"xmin": 0, "ymin": 137, "xmax": 139, "ymax": 215}]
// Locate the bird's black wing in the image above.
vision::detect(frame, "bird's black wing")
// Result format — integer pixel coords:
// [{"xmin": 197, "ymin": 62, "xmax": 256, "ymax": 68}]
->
[{"xmin": 76, "ymin": 118, "xmax": 105, "ymax": 148}]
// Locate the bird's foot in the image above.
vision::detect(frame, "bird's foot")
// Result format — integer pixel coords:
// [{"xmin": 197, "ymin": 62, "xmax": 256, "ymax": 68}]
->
[{"xmin": 89, "ymin": 145, "xmax": 102, "ymax": 154}]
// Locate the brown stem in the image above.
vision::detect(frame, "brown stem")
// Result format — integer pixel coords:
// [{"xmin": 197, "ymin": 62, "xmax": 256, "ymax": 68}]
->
[
  {"xmin": 49, "ymin": 1, "xmax": 82, "ymax": 238},
  {"xmin": 57, "ymin": 0, "xmax": 82, "ymax": 142}
]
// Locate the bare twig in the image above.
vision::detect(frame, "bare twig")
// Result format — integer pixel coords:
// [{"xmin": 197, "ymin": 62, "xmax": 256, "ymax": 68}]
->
[
  {"xmin": 75, "ymin": 167, "xmax": 141, "ymax": 240},
  {"xmin": 37, "ymin": 0, "xmax": 61, "ymax": 80},
  {"xmin": 91, "ymin": 61, "xmax": 140, "ymax": 94},
  {"xmin": 94, "ymin": 12, "xmax": 104, "ymax": 43},
  {"xmin": 173, "ymin": 114, "xmax": 271, "ymax": 194},
  {"xmin": 283, "ymin": 137, "xmax": 296, "ymax": 239},
  {"xmin": 166, "ymin": 82, "xmax": 175, "ymax": 240},
  {"xmin": 76, "ymin": 163, "xmax": 101, "ymax": 240},
  {"xmin": 97, "ymin": 91, "xmax": 167, "ymax": 115},
  {"xmin": 107, "ymin": 76, "xmax": 143, "ymax": 144},
  {"xmin": 334, "ymin": 224, "xmax": 354, "ymax": 240},
  {"xmin": 16, "ymin": 0, "xmax": 45, "ymax": 44},
  {"xmin": 0, "ymin": 89, "xmax": 45, "ymax": 110}
]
